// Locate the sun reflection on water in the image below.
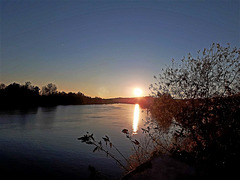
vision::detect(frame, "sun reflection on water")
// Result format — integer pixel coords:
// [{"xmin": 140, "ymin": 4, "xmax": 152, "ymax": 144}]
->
[{"xmin": 133, "ymin": 104, "xmax": 140, "ymax": 134}]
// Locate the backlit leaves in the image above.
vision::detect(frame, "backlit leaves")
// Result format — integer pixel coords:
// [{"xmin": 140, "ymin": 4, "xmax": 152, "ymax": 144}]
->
[{"xmin": 150, "ymin": 43, "xmax": 240, "ymax": 99}]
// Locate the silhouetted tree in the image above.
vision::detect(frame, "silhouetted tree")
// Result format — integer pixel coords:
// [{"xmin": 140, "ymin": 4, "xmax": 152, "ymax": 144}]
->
[
  {"xmin": 23, "ymin": 81, "xmax": 40, "ymax": 96},
  {"xmin": 0, "ymin": 83, "xmax": 6, "ymax": 90},
  {"xmin": 77, "ymin": 91, "xmax": 84, "ymax": 96},
  {"xmin": 42, "ymin": 83, "xmax": 57, "ymax": 95},
  {"xmin": 5, "ymin": 82, "xmax": 21, "ymax": 96},
  {"xmin": 0, "ymin": 82, "xmax": 41, "ymax": 108}
]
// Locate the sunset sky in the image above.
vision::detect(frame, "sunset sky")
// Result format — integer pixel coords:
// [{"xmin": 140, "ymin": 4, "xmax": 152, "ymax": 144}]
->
[{"xmin": 1, "ymin": 0, "xmax": 239, "ymax": 98}]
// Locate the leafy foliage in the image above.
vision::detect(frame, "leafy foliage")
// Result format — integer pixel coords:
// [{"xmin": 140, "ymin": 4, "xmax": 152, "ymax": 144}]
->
[
  {"xmin": 150, "ymin": 43, "xmax": 240, "ymax": 99},
  {"xmin": 78, "ymin": 132, "xmax": 132, "ymax": 171},
  {"xmin": 148, "ymin": 43, "xmax": 240, "ymax": 177},
  {"xmin": 0, "ymin": 82, "xmax": 104, "ymax": 108}
]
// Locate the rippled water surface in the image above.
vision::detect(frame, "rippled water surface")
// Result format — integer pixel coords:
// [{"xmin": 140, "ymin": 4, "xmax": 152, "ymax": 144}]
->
[{"xmin": 0, "ymin": 104, "xmax": 147, "ymax": 179}]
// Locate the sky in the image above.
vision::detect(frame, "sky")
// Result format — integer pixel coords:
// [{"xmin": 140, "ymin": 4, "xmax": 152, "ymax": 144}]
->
[{"xmin": 1, "ymin": 0, "xmax": 239, "ymax": 98}]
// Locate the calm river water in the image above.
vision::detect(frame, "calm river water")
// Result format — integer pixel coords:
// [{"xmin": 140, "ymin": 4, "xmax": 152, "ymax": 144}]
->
[{"xmin": 0, "ymin": 104, "xmax": 147, "ymax": 179}]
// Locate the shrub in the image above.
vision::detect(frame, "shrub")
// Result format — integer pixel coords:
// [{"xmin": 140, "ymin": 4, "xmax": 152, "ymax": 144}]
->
[{"xmin": 149, "ymin": 43, "xmax": 240, "ymax": 177}]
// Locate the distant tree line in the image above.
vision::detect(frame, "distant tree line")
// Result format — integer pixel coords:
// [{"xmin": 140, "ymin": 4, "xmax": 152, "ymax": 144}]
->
[
  {"xmin": 0, "ymin": 82, "xmax": 152, "ymax": 109},
  {"xmin": 0, "ymin": 82, "xmax": 105, "ymax": 108}
]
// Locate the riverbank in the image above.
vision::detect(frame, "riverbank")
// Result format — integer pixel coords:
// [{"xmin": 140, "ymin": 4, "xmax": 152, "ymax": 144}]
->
[
  {"xmin": 123, "ymin": 155, "xmax": 195, "ymax": 180},
  {"xmin": 0, "ymin": 96, "xmax": 153, "ymax": 110}
]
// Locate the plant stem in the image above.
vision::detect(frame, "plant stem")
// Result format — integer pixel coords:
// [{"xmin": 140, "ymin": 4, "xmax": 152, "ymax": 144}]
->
[
  {"xmin": 92, "ymin": 142, "xmax": 129, "ymax": 171},
  {"xmin": 112, "ymin": 144, "xmax": 133, "ymax": 170}
]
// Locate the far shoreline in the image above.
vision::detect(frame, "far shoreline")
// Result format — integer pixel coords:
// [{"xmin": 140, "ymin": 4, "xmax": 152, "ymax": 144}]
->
[{"xmin": 0, "ymin": 96, "xmax": 154, "ymax": 110}]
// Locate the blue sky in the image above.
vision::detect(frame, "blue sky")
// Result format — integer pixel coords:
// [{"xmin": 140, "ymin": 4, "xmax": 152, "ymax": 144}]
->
[{"xmin": 1, "ymin": 0, "xmax": 239, "ymax": 97}]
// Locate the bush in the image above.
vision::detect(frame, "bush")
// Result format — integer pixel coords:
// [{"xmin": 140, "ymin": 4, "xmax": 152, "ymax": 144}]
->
[{"xmin": 149, "ymin": 43, "xmax": 240, "ymax": 177}]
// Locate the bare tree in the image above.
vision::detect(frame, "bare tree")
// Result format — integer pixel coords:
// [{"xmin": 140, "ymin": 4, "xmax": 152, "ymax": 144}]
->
[{"xmin": 0, "ymin": 83, "xmax": 6, "ymax": 90}]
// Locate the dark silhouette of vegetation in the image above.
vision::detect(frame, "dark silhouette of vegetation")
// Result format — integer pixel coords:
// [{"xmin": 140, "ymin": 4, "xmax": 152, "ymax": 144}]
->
[
  {"xmin": 78, "ymin": 132, "xmax": 131, "ymax": 171},
  {"xmin": 148, "ymin": 43, "xmax": 240, "ymax": 178},
  {"xmin": 0, "ymin": 82, "xmax": 92, "ymax": 108},
  {"xmin": 0, "ymin": 82, "xmax": 41, "ymax": 108},
  {"xmin": 78, "ymin": 130, "xmax": 150, "ymax": 172},
  {"xmin": 42, "ymin": 83, "xmax": 57, "ymax": 95},
  {"xmin": 0, "ymin": 82, "xmax": 152, "ymax": 109}
]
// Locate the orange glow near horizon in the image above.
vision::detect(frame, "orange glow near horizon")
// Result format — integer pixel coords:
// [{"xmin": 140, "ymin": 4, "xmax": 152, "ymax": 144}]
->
[{"xmin": 133, "ymin": 104, "xmax": 140, "ymax": 134}]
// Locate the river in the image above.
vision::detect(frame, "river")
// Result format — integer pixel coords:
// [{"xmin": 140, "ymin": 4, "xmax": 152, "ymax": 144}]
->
[{"xmin": 0, "ymin": 104, "xmax": 147, "ymax": 179}]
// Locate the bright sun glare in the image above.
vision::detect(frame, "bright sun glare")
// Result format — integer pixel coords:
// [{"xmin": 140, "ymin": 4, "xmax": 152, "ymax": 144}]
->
[{"xmin": 134, "ymin": 88, "xmax": 143, "ymax": 97}]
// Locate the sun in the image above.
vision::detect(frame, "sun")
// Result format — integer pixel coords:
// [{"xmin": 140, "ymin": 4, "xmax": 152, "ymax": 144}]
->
[{"xmin": 134, "ymin": 88, "xmax": 143, "ymax": 97}]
